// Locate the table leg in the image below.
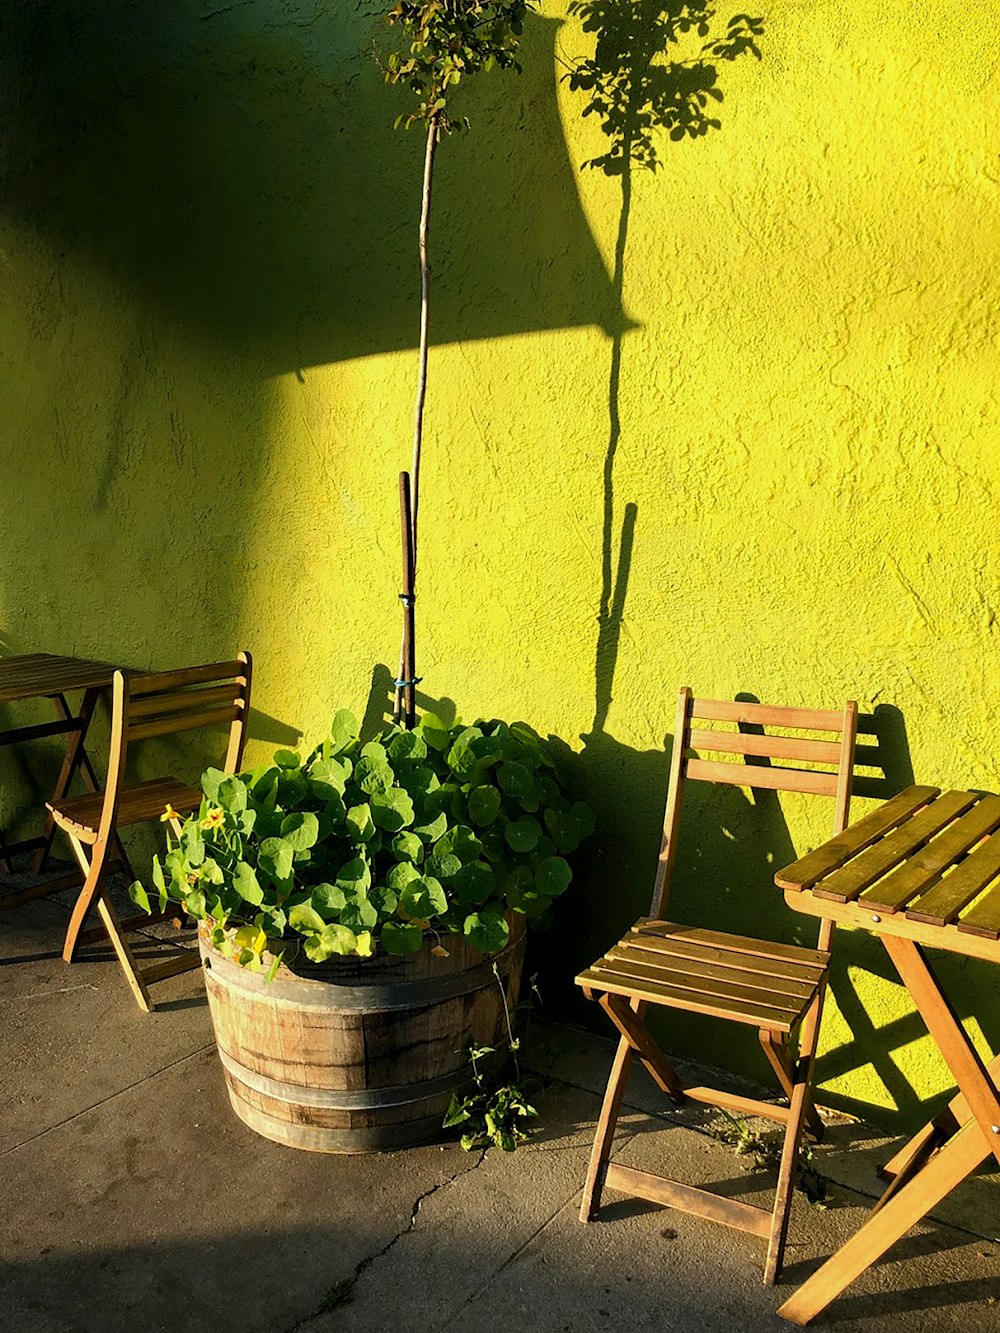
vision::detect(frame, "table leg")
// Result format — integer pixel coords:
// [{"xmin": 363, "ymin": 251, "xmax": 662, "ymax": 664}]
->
[
  {"xmin": 882, "ymin": 935, "xmax": 1000, "ymax": 1169},
  {"xmin": 778, "ymin": 1117, "xmax": 990, "ymax": 1325},
  {"xmin": 32, "ymin": 689, "xmax": 99, "ymax": 874},
  {"xmin": 877, "ymin": 1049, "xmax": 1000, "ymax": 1211}
]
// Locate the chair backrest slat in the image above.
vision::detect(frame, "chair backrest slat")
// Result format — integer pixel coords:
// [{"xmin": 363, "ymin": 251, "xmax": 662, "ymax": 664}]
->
[
  {"xmin": 128, "ymin": 703, "xmax": 243, "ymax": 744},
  {"xmin": 129, "ymin": 682, "xmax": 241, "ymax": 720},
  {"xmin": 649, "ymin": 687, "xmax": 858, "ymax": 925},
  {"xmin": 687, "ymin": 728, "xmax": 842, "ymax": 766},
  {"xmin": 685, "ymin": 757, "xmax": 840, "ymax": 797},
  {"xmin": 690, "ymin": 699, "xmax": 845, "ymax": 732},
  {"xmin": 129, "ymin": 659, "xmax": 247, "ymax": 697},
  {"xmin": 88, "ymin": 654, "xmax": 253, "ymax": 845}
]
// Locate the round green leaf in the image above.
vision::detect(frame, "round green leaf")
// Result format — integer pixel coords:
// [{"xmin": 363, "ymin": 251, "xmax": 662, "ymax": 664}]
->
[
  {"xmin": 371, "ymin": 787, "xmax": 416, "ymax": 832},
  {"xmin": 387, "ymin": 860, "xmax": 421, "ymax": 892},
  {"xmin": 346, "ymin": 803, "xmax": 376, "ymax": 842},
  {"xmin": 464, "ymin": 909, "xmax": 510, "ymax": 955},
  {"xmin": 368, "ymin": 884, "xmax": 399, "ymax": 917},
  {"xmin": 311, "ymin": 883, "xmax": 347, "ymax": 919},
  {"xmin": 400, "ymin": 875, "xmax": 448, "ymax": 921},
  {"xmin": 453, "ymin": 861, "xmax": 495, "ymax": 907},
  {"xmin": 505, "ymin": 816, "xmax": 541, "ymax": 853},
  {"xmin": 233, "ymin": 860, "xmax": 263, "ymax": 906},
  {"xmin": 273, "ymin": 749, "xmax": 301, "ymax": 770},
  {"xmin": 391, "ymin": 830, "xmax": 423, "ymax": 863},
  {"xmin": 336, "ymin": 856, "xmax": 372, "ymax": 894},
  {"xmin": 414, "ymin": 811, "xmax": 448, "ymax": 843},
  {"xmin": 497, "ymin": 762, "xmax": 532, "ymax": 798},
  {"xmin": 280, "ymin": 811, "xmax": 320, "ymax": 851},
  {"xmin": 305, "ymin": 922, "xmax": 358, "ymax": 960},
  {"xmin": 340, "ymin": 892, "xmax": 378, "ymax": 933},
  {"xmin": 381, "ymin": 921, "xmax": 424, "ymax": 954},
  {"xmin": 468, "ymin": 785, "xmax": 502, "ymax": 827},
  {"xmin": 426, "ymin": 851, "xmax": 461, "ymax": 881},
  {"xmin": 258, "ymin": 837, "xmax": 294, "ymax": 884},
  {"xmin": 535, "ymin": 855, "xmax": 572, "ymax": 897},
  {"xmin": 289, "ymin": 900, "xmax": 327, "ymax": 934}
]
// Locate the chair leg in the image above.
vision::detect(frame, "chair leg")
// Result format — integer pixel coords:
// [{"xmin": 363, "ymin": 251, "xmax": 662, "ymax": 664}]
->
[
  {"xmin": 62, "ymin": 832, "xmax": 156, "ymax": 1010},
  {"xmin": 759, "ymin": 1028, "xmax": 824, "ymax": 1142},
  {"xmin": 62, "ymin": 835, "xmax": 105, "ymax": 962},
  {"xmin": 581, "ymin": 1028, "xmax": 635, "ymax": 1222},
  {"xmin": 764, "ymin": 992, "xmax": 824, "ymax": 1285},
  {"xmin": 95, "ymin": 894, "xmax": 155, "ymax": 1011}
]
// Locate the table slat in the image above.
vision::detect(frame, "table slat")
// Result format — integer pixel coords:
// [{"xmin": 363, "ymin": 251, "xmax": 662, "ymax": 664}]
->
[
  {"xmin": 861, "ymin": 795, "xmax": 1000, "ymax": 915},
  {"xmin": 775, "ymin": 786, "xmax": 940, "ymax": 892},
  {"xmin": 813, "ymin": 791, "xmax": 977, "ymax": 904},
  {"xmin": 0, "ymin": 654, "xmax": 121, "ymax": 703},
  {"xmin": 956, "ymin": 880, "xmax": 1000, "ymax": 940},
  {"xmin": 903, "ymin": 807, "xmax": 1000, "ymax": 925}
]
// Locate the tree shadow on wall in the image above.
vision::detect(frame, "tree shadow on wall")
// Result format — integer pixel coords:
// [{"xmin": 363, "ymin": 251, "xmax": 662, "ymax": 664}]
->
[
  {"xmin": 0, "ymin": 1, "xmax": 622, "ymax": 372},
  {"xmin": 537, "ymin": 4, "xmax": 765, "ymax": 1007}
]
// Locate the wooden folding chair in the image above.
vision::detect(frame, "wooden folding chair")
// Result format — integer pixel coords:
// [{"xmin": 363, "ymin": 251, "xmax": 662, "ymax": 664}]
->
[
  {"xmin": 577, "ymin": 687, "xmax": 857, "ymax": 1284},
  {"xmin": 47, "ymin": 654, "xmax": 252, "ymax": 1012}
]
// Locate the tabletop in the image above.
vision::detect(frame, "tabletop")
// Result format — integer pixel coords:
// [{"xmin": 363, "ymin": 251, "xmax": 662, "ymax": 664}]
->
[
  {"xmin": 775, "ymin": 785, "xmax": 1000, "ymax": 966},
  {"xmin": 0, "ymin": 654, "xmax": 124, "ymax": 705}
]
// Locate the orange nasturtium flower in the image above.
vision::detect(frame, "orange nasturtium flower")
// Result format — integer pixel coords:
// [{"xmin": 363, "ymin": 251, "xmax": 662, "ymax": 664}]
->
[
  {"xmin": 201, "ymin": 807, "xmax": 225, "ymax": 831},
  {"xmin": 160, "ymin": 803, "xmax": 181, "ymax": 823}
]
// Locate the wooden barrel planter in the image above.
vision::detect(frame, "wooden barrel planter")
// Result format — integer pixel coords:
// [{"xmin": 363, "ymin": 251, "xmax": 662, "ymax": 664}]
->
[{"xmin": 199, "ymin": 915, "xmax": 525, "ymax": 1153}]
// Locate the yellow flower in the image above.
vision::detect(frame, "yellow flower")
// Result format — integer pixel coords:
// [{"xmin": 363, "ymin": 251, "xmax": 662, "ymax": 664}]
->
[
  {"xmin": 201, "ymin": 807, "xmax": 225, "ymax": 831},
  {"xmin": 160, "ymin": 803, "xmax": 180, "ymax": 823}
]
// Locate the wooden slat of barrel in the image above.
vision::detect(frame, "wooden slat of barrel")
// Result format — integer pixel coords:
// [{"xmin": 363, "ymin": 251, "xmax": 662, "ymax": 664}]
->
[{"xmin": 199, "ymin": 917, "xmax": 525, "ymax": 1153}]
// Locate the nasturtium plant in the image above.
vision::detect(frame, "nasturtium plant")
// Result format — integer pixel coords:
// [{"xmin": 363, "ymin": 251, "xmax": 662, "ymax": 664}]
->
[{"xmin": 130, "ymin": 711, "xmax": 593, "ymax": 969}]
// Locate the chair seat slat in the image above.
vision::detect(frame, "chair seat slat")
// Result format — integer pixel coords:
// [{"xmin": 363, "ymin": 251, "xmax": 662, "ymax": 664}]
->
[
  {"xmin": 601, "ymin": 944, "xmax": 819, "ymax": 1003},
  {"xmin": 632, "ymin": 919, "xmax": 828, "ymax": 968},
  {"xmin": 576, "ymin": 963, "xmax": 802, "ymax": 1032}
]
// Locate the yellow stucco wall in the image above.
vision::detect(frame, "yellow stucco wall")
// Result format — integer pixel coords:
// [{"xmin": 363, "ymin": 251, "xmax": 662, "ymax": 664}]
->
[{"xmin": 1, "ymin": 1, "xmax": 998, "ymax": 1130}]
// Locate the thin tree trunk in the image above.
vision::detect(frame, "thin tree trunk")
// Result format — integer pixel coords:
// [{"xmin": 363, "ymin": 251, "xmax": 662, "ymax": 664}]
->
[{"xmin": 394, "ymin": 112, "xmax": 440, "ymax": 727}]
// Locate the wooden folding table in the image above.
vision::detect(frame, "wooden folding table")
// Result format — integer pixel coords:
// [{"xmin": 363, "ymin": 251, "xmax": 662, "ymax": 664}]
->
[
  {"xmin": 0, "ymin": 653, "xmax": 132, "ymax": 907},
  {"xmin": 774, "ymin": 784, "xmax": 1000, "ymax": 1324}
]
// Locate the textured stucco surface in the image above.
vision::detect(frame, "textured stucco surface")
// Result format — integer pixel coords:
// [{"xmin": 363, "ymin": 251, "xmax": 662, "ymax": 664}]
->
[{"xmin": 1, "ymin": 1, "xmax": 999, "ymax": 1132}]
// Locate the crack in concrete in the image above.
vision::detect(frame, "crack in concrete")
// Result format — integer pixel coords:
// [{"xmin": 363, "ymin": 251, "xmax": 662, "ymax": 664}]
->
[{"xmin": 283, "ymin": 1148, "xmax": 490, "ymax": 1332}]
